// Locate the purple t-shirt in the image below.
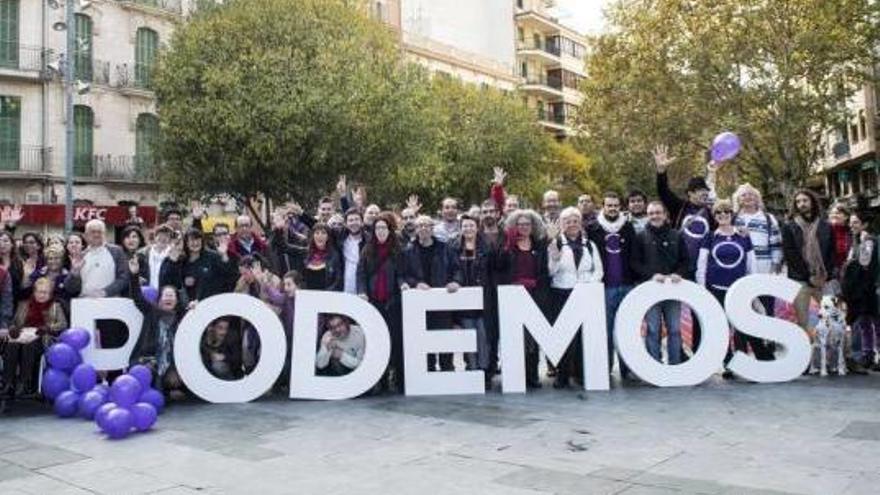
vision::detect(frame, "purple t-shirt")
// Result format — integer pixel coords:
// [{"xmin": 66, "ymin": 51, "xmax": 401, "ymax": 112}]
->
[
  {"xmin": 701, "ymin": 232, "xmax": 753, "ymax": 291},
  {"xmin": 604, "ymin": 232, "xmax": 625, "ymax": 287}
]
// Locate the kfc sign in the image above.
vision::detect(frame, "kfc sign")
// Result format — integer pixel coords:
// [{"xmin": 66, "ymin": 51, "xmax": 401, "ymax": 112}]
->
[{"xmin": 18, "ymin": 205, "xmax": 157, "ymax": 227}]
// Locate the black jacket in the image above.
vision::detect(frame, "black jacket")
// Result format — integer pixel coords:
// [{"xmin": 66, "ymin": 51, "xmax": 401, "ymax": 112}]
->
[
  {"xmin": 357, "ymin": 248, "xmax": 406, "ymax": 305},
  {"xmin": 403, "ymin": 238, "xmax": 460, "ymax": 288},
  {"xmin": 587, "ymin": 218, "xmax": 638, "ymax": 285},
  {"xmin": 129, "ymin": 275, "xmax": 184, "ymax": 366},
  {"xmin": 495, "ymin": 238, "xmax": 551, "ymax": 307},
  {"xmin": 450, "ymin": 238, "xmax": 492, "ymax": 288},
  {"xmin": 631, "ymin": 223, "xmax": 690, "ymax": 282},
  {"xmin": 782, "ymin": 218, "xmax": 834, "ymax": 286},
  {"xmin": 160, "ymin": 249, "xmax": 238, "ymax": 303}
]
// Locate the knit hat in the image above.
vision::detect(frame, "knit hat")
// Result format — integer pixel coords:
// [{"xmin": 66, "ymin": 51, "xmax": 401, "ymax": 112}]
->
[{"xmin": 686, "ymin": 177, "xmax": 709, "ymax": 193}]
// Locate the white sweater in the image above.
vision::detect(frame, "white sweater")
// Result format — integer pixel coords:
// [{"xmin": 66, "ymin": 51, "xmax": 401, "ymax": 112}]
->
[
  {"xmin": 548, "ymin": 236, "xmax": 604, "ymax": 289},
  {"xmin": 316, "ymin": 325, "xmax": 366, "ymax": 370}
]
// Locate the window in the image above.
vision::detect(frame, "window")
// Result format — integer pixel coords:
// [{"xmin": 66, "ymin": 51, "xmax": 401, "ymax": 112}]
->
[
  {"xmin": 135, "ymin": 28, "xmax": 159, "ymax": 89},
  {"xmin": 0, "ymin": 0, "xmax": 18, "ymax": 69},
  {"xmin": 73, "ymin": 105, "xmax": 93, "ymax": 177},
  {"xmin": 135, "ymin": 113, "xmax": 159, "ymax": 178},
  {"xmin": 74, "ymin": 14, "xmax": 93, "ymax": 82},
  {"xmin": 517, "ymin": 27, "xmax": 524, "ymax": 43},
  {"xmin": 520, "ymin": 62, "xmax": 527, "ymax": 78},
  {"xmin": 0, "ymin": 95, "xmax": 20, "ymax": 171},
  {"xmin": 859, "ymin": 111, "xmax": 867, "ymax": 142}
]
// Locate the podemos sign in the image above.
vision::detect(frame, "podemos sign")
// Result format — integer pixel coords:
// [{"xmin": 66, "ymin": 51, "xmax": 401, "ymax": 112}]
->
[{"xmin": 71, "ymin": 275, "xmax": 811, "ymax": 403}]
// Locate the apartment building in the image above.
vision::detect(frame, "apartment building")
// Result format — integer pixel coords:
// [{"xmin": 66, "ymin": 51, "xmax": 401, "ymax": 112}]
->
[
  {"xmin": 0, "ymin": 0, "xmax": 188, "ymax": 231},
  {"xmin": 514, "ymin": 0, "xmax": 586, "ymax": 138},
  {"xmin": 814, "ymin": 83, "xmax": 880, "ymax": 211}
]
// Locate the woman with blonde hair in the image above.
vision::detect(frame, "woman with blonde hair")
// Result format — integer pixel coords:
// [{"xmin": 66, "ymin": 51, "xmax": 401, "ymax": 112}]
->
[{"xmin": 732, "ymin": 183, "xmax": 782, "ymax": 320}]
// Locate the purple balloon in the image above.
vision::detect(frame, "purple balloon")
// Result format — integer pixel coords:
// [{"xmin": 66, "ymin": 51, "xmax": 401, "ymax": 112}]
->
[
  {"xmin": 54, "ymin": 390, "xmax": 81, "ymax": 418},
  {"xmin": 46, "ymin": 343, "xmax": 81, "ymax": 372},
  {"xmin": 711, "ymin": 131, "xmax": 742, "ymax": 163},
  {"xmin": 103, "ymin": 407, "xmax": 134, "ymax": 439},
  {"xmin": 41, "ymin": 368, "xmax": 70, "ymax": 400},
  {"xmin": 109, "ymin": 374, "xmax": 143, "ymax": 408},
  {"xmin": 95, "ymin": 402, "xmax": 117, "ymax": 431},
  {"xmin": 60, "ymin": 327, "xmax": 91, "ymax": 351},
  {"xmin": 93, "ymin": 383, "xmax": 110, "ymax": 399},
  {"xmin": 140, "ymin": 286, "xmax": 159, "ymax": 304},
  {"xmin": 70, "ymin": 363, "xmax": 98, "ymax": 393},
  {"xmin": 139, "ymin": 388, "xmax": 165, "ymax": 414},
  {"xmin": 131, "ymin": 402, "xmax": 158, "ymax": 432},
  {"xmin": 78, "ymin": 390, "xmax": 107, "ymax": 420},
  {"xmin": 128, "ymin": 365, "xmax": 154, "ymax": 390}
]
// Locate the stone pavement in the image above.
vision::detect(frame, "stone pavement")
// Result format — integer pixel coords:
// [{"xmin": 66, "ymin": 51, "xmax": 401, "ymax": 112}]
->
[{"xmin": 1, "ymin": 374, "xmax": 879, "ymax": 495}]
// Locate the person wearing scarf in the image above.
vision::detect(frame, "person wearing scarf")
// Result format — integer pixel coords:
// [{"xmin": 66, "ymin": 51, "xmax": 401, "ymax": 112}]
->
[
  {"xmin": 548, "ymin": 207, "xmax": 604, "ymax": 388},
  {"xmin": 782, "ymin": 189, "xmax": 833, "ymax": 341},
  {"xmin": 496, "ymin": 209, "xmax": 549, "ymax": 388},
  {"xmin": 302, "ymin": 224, "xmax": 341, "ymax": 291},
  {"xmin": 358, "ymin": 213, "xmax": 405, "ymax": 392},
  {"xmin": 588, "ymin": 193, "xmax": 638, "ymax": 382},
  {"xmin": 1, "ymin": 277, "xmax": 66, "ymax": 398}
]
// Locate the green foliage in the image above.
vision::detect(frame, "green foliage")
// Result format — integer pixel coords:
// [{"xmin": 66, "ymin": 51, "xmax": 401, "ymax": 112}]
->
[
  {"xmin": 155, "ymin": 0, "xmax": 428, "ymax": 206},
  {"xmin": 155, "ymin": 0, "xmax": 561, "ymax": 210},
  {"xmin": 575, "ymin": 0, "xmax": 880, "ymax": 206}
]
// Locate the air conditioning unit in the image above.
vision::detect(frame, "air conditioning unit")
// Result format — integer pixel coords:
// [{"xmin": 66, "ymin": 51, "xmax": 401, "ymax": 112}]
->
[{"xmin": 25, "ymin": 192, "xmax": 43, "ymax": 204}]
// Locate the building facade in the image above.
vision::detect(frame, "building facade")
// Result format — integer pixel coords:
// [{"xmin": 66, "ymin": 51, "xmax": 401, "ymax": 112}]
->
[
  {"xmin": 815, "ymin": 83, "xmax": 880, "ymax": 211},
  {"xmin": 0, "ymin": 0, "xmax": 188, "ymax": 231},
  {"xmin": 514, "ymin": 0, "xmax": 586, "ymax": 138}
]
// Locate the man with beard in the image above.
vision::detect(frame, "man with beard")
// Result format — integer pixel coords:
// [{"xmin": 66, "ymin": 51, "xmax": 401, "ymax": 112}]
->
[
  {"xmin": 479, "ymin": 197, "xmax": 504, "ymax": 379},
  {"xmin": 299, "ymin": 207, "xmax": 368, "ymax": 295},
  {"xmin": 434, "ymin": 197, "xmax": 461, "ymax": 243},
  {"xmin": 403, "ymin": 215, "xmax": 461, "ymax": 372},
  {"xmin": 782, "ymin": 189, "xmax": 834, "ymax": 340},
  {"xmin": 578, "ymin": 194, "xmax": 597, "ymax": 229},
  {"xmin": 653, "ymin": 145, "xmax": 716, "ymax": 356},
  {"xmin": 543, "ymin": 190, "xmax": 562, "ymax": 225},
  {"xmin": 626, "ymin": 190, "xmax": 649, "ymax": 233},
  {"xmin": 588, "ymin": 192, "xmax": 637, "ymax": 381}
]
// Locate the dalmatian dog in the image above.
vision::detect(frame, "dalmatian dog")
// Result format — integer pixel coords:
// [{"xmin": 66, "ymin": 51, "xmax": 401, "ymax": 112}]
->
[{"xmin": 812, "ymin": 295, "xmax": 847, "ymax": 377}]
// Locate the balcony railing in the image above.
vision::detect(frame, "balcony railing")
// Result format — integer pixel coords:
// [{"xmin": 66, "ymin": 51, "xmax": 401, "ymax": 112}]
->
[
  {"xmin": 0, "ymin": 146, "xmax": 50, "ymax": 173},
  {"xmin": 538, "ymin": 106, "xmax": 573, "ymax": 126},
  {"xmin": 114, "ymin": 62, "xmax": 154, "ymax": 91},
  {"xmin": 117, "ymin": 0, "xmax": 183, "ymax": 15},
  {"xmin": 522, "ymin": 73, "xmax": 563, "ymax": 90},
  {"xmin": 516, "ymin": 39, "xmax": 561, "ymax": 57},
  {"xmin": 0, "ymin": 42, "xmax": 47, "ymax": 72},
  {"xmin": 75, "ymin": 59, "xmax": 112, "ymax": 85},
  {"xmin": 75, "ymin": 154, "xmax": 158, "ymax": 182}
]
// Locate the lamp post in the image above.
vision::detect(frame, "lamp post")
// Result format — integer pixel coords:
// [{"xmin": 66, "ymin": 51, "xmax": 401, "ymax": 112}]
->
[{"xmin": 64, "ymin": 0, "xmax": 75, "ymax": 233}]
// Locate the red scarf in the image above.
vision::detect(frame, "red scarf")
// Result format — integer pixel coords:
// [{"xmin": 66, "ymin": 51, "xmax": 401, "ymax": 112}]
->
[
  {"xmin": 307, "ymin": 246, "xmax": 328, "ymax": 267},
  {"xmin": 831, "ymin": 224, "xmax": 850, "ymax": 270},
  {"xmin": 25, "ymin": 299, "xmax": 53, "ymax": 329},
  {"xmin": 373, "ymin": 241, "xmax": 391, "ymax": 303}
]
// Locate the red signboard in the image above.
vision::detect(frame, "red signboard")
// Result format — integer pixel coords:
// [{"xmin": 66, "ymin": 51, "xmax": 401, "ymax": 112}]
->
[{"xmin": 19, "ymin": 205, "xmax": 158, "ymax": 227}]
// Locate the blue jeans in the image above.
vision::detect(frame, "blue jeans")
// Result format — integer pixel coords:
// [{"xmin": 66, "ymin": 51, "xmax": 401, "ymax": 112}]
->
[
  {"xmin": 606, "ymin": 285, "xmax": 632, "ymax": 375},
  {"xmin": 460, "ymin": 317, "xmax": 489, "ymax": 371},
  {"xmin": 645, "ymin": 300, "xmax": 682, "ymax": 364}
]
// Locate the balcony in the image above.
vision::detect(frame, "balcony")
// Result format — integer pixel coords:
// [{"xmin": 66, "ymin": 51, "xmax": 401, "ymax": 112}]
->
[
  {"xmin": 75, "ymin": 154, "xmax": 158, "ymax": 184},
  {"xmin": 0, "ymin": 146, "xmax": 51, "ymax": 175},
  {"xmin": 0, "ymin": 43, "xmax": 47, "ymax": 81},
  {"xmin": 117, "ymin": 0, "xmax": 183, "ymax": 17},
  {"xmin": 113, "ymin": 62, "xmax": 155, "ymax": 96},
  {"xmin": 517, "ymin": 39, "xmax": 561, "ymax": 64},
  {"xmin": 521, "ymin": 72, "xmax": 564, "ymax": 97},
  {"xmin": 75, "ymin": 59, "xmax": 112, "ymax": 86}
]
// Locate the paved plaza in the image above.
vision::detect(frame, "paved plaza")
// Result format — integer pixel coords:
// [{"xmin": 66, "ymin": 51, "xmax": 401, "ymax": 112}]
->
[{"xmin": 1, "ymin": 375, "xmax": 879, "ymax": 495}]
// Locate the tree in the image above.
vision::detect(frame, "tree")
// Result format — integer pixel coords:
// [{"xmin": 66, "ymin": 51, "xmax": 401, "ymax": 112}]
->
[
  {"xmin": 154, "ymin": 0, "xmax": 430, "ymax": 209},
  {"xmin": 574, "ymin": 0, "xmax": 879, "ymax": 206},
  {"xmin": 378, "ymin": 75, "xmax": 552, "ymax": 209}
]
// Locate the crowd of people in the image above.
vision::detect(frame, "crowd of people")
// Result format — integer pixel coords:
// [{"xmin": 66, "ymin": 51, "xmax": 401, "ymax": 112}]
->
[{"xmin": 1, "ymin": 144, "xmax": 878, "ymax": 403}]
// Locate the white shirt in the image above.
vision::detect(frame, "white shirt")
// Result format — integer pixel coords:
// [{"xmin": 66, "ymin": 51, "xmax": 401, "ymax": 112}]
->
[
  {"xmin": 316, "ymin": 325, "xmax": 366, "ymax": 370},
  {"xmin": 147, "ymin": 245, "xmax": 170, "ymax": 290},
  {"xmin": 343, "ymin": 235, "xmax": 361, "ymax": 294},
  {"xmin": 81, "ymin": 244, "xmax": 115, "ymax": 297}
]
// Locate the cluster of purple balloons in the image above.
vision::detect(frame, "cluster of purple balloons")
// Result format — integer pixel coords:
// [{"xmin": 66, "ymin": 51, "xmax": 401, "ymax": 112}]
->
[{"xmin": 41, "ymin": 328, "xmax": 164, "ymax": 440}]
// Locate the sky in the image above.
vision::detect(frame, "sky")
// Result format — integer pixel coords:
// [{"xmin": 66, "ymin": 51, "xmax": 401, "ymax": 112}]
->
[{"xmin": 552, "ymin": 0, "xmax": 611, "ymax": 35}]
